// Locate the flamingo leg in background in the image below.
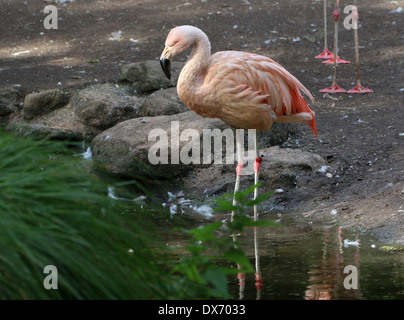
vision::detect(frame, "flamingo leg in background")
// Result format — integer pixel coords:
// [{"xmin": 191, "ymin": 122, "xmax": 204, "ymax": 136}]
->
[
  {"xmin": 347, "ymin": 1, "xmax": 373, "ymax": 94},
  {"xmin": 320, "ymin": 1, "xmax": 347, "ymax": 93},
  {"xmin": 315, "ymin": 0, "xmax": 334, "ymax": 59}
]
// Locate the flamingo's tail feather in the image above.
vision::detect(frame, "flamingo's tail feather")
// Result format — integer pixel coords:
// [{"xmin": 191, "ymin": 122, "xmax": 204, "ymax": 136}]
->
[{"xmin": 289, "ymin": 87, "xmax": 318, "ymax": 138}]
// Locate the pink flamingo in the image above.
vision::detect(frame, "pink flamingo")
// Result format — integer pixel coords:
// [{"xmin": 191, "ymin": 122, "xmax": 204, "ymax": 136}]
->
[{"xmin": 160, "ymin": 25, "xmax": 317, "ymax": 290}]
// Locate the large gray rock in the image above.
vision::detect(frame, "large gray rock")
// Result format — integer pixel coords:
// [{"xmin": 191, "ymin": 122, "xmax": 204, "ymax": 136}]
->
[
  {"xmin": 259, "ymin": 146, "xmax": 325, "ymax": 182},
  {"xmin": 92, "ymin": 111, "xmax": 228, "ymax": 178},
  {"xmin": 0, "ymin": 87, "xmax": 19, "ymax": 118},
  {"xmin": 137, "ymin": 87, "xmax": 189, "ymax": 117},
  {"xmin": 23, "ymin": 89, "xmax": 69, "ymax": 120},
  {"xmin": 257, "ymin": 123, "xmax": 300, "ymax": 148},
  {"xmin": 121, "ymin": 60, "xmax": 184, "ymax": 94},
  {"xmin": 181, "ymin": 146, "xmax": 326, "ymax": 198},
  {"xmin": 71, "ymin": 84, "xmax": 142, "ymax": 133}
]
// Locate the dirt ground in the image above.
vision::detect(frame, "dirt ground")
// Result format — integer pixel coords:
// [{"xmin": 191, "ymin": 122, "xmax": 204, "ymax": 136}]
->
[{"xmin": 1, "ymin": 0, "xmax": 403, "ymax": 242}]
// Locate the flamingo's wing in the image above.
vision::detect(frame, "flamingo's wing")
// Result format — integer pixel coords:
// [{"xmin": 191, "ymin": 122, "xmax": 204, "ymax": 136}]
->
[{"xmin": 201, "ymin": 51, "xmax": 317, "ymax": 135}]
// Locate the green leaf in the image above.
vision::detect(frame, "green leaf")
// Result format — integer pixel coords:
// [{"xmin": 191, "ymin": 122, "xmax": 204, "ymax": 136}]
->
[
  {"xmin": 244, "ymin": 192, "xmax": 274, "ymax": 206},
  {"xmin": 202, "ymin": 267, "xmax": 228, "ymax": 298},
  {"xmin": 173, "ymin": 263, "xmax": 205, "ymax": 284},
  {"xmin": 224, "ymin": 248, "xmax": 253, "ymax": 272},
  {"xmin": 188, "ymin": 222, "xmax": 223, "ymax": 242},
  {"xmin": 214, "ymin": 198, "xmax": 239, "ymax": 212},
  {"xmin": 184, "ymin": 244, "xmax": 208, "ymax": 256}
]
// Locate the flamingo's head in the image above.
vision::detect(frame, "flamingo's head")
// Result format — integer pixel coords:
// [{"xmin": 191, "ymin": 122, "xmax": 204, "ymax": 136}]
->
[{"xmin": 160, "ymin": 25, "xmax": 202, "ymax": 79}]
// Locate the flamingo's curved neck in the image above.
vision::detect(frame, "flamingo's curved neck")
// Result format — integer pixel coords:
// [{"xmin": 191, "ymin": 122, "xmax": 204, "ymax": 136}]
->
[{"xmin": 178, "ymin": 32, "xmax": 211, "ymax": 90}]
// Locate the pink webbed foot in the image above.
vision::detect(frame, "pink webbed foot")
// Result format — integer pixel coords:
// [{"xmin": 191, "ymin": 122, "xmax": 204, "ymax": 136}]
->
[
  {"xmin": 315, "ymin": 48, "xmax": 334, "ymax": 59},
  {"xmin": 347, "ymin": 83, "xmax": 373, "ymax": 94},
  {"xmin": 319, "ymin": 83, "xmax": 346, "ymax": 93},
  {"xmin": 323, "ymin": 56, "xmax": 350, "ymax": 64}
]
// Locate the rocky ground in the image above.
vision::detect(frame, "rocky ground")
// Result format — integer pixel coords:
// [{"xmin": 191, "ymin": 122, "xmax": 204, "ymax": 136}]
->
[{"xmin": 0, "ymin": 0, "xmax": 403, "ymax": 243}]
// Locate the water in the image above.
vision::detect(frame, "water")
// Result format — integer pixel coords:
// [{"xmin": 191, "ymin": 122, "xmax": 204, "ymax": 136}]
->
[{"xmin": 227, "ymin": 212, "xmax": 404, "ymax": 300}]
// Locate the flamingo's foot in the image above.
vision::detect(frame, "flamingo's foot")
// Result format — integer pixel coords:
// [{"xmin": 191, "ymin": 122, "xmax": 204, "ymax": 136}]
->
[
  {"xmin": 323, "ymin": 56, "xmax": 350, "ymax": 64},
  {"xmin": 319, "ymin": 83, "xmax": 346, "ymax": 93},
  {"xmin": 347, "ymin": 83, "xmax": 373, "ymax": 94},
  {"xmin": 315, "ymin": 48, "xmax": 334, "ymax": 59}
]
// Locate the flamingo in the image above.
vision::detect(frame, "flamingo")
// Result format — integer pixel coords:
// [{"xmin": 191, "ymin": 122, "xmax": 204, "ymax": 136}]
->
[{"xmin": 160, "ymin": 25, "xmax": 317, "ymax": 290}]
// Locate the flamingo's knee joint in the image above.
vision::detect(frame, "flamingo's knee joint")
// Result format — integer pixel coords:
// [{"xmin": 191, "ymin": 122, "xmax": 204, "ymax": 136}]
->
[
  {"xmin": 236, "ymin": 162, "xmax": 244, "ymax": 177},
  {"xmin": 254, "ymin": 157, "xmax": 263, "ymax": 174}
]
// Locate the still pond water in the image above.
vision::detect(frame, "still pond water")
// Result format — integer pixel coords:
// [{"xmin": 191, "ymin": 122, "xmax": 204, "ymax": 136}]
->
[{"xmin": 223, "ymin": 211, "xmax": 404, "ymax": 300}]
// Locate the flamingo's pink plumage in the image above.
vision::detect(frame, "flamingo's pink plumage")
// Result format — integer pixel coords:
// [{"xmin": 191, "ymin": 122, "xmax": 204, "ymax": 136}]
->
[{"xmin": 160, "ymin": 25, "xmax": 317, "ymax": 136}]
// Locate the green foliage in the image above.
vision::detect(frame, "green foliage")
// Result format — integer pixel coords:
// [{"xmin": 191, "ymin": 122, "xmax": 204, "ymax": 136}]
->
[
  {"xmin": 0, "ymin": 131, "xmax": 278, "ymax": 299},
  {"xmin": 0, "ymin": 132, "xmax": 177, "ymax": 299}
]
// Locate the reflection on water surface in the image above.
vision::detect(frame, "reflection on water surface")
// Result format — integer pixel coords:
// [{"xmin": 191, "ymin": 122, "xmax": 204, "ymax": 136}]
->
[{"xmin": 229, "ymin": 212, "xmax": 404, "ymax": 300}]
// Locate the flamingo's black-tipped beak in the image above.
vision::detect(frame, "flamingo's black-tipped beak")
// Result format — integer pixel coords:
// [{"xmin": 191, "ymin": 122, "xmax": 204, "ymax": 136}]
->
[
  {"xmin": 160, "ymin": 46, "xmax": 172, "ymax": 80},
  {"xmin": 160, "ymin": 58, "xmax": 171, "ymax": 80}
]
